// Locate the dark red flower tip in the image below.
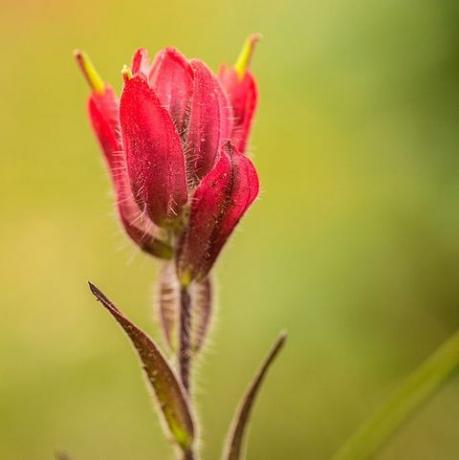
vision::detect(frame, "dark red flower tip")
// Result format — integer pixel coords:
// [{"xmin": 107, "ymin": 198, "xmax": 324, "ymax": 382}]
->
[
  {"xmin": 149, "ymin": 48, "xmax": 194, "ymax": 135},
  {"xmin": 177, "ymin": 142, "xmax": 259, "ymax": 284},
  {"xmin": 185, "ymin": 59, "xmax": 233, "ymax": 183},
  {"xmin": 120, "ymin": 75, "xmax": 188, "ymax": 227},
  {"xmin": 131, "ymin": 48, "xmax": 151, "ymax": 77}
]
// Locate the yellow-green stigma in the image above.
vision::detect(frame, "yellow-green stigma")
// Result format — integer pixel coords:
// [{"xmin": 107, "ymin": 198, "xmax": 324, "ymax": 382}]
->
[
  {"xmin": 234, "ymin": 33, "xmax": 261, "ymax": 79},
  {"xmin": 74, "ymin": 50, "xmax": 105, "ymax": 93},
  {"xmin": 121, "ymin": 64, "xmax": 133, "ymax": 82}
]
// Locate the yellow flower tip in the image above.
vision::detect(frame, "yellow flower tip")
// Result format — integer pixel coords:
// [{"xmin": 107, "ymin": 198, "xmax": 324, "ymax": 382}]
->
[
  {"xmin": 234, "ymin": 33, "xmax": 262, "ymax": 79},
  {"xmin": 121, "ymin": 64, "xmax": 133, "ymax": 82},
  {"xmin": 74, "ymin": 49, "xmax": 105, "ymax": 93}
]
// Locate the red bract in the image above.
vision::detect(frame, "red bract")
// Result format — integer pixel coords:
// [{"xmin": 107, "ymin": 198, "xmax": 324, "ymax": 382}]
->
[
  {"xmin": 76, "ymin": 36, "xmax": 260, "ymax": 278},
  {"xmin": 148, "ymin": 48, "xmax": 194, "ymax": 136},
  {"xmin": 120, "ymin": 76, "xmax": 188, "ymax": 227},
  {"xmin": 185, "ymin": 59, "xmax": 233, "ymax": 182},
  {"xmin": 219, "ymin": 34, "xmax": 260, "ymax": 154},
  {"xmin": 177, "ymin": 143, "xmax": 259, "ymax": 283},
  {"xmin": 76, "ymin": 52, "xmax": 171, "ymax": 258}
]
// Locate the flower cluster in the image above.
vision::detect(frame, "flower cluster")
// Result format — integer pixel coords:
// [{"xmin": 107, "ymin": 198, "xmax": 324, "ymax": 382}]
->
[
  {"xmin": 76, "ymin": 35, "xmax": 260, "ymax": 285},
  {"xmin": 78, "ymin": 37, "xmax": 288, "ymax": 460}
]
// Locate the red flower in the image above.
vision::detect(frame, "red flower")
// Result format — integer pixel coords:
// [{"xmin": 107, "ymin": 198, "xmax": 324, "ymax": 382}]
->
[
  {"xmin": 177, "ymin": 142, "xmax": 259, "ymax": 283},
  {"xmin": 76, "ymin": 36, "xmax": 260, "ymax": 280},
  {"xmin": 219, "ymin": 34, "xmax": 260, "ymax": 154}
]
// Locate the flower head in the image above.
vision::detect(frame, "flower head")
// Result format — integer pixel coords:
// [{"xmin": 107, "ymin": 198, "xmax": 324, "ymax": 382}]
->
[
  {"xmin": 76, "ymin": 36, "xmax": 260, "ymax": 281},
  {"xmin": 219, "ymin": 33, "xmax": 260, "ymax": 154}
]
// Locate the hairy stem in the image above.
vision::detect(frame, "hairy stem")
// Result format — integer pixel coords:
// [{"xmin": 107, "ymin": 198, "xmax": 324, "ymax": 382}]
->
[
  {"xmin": 179, "ymin": 285, "xmax": 192, "ymax": 393},
  {"xmin": 332, "ymin": 328, "xmax": 459, "ymax": 460},
  {"xmin": 178, "ymin": 286, "xmax": 195, "ymax": 460}
]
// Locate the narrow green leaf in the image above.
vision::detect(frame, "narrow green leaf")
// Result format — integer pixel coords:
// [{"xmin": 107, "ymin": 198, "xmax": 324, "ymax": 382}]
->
[
  {"xmin": 222, "ymin": 332, "xmax": 287, "ymax": 460},
  {"xmin": 89, "ymin": 282, "xmax": 195, "ymax": 451},
  {"xmin": 332, "ymin": 328, "xmax": 459, "ymax": 460}
]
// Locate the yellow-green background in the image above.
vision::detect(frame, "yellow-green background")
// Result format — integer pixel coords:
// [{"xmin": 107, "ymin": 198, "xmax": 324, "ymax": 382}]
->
[{"xmin": 1, "ymin": 0, "xmax": 458, "ymax": 459}]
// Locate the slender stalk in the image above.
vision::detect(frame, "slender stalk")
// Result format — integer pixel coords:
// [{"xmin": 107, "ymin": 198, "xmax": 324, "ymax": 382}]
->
[
  {"xmin": 182, "ymin": 449, "xmax": 194, "ymax": 460},
  {"xmin": 332, "ymin": 329, "xmax": 459, "ymax": 460},
  {"xmin": 179, "ymin": 285, "xmax": 192, "ymax": 393},
  {"xmin": 178, "ymin": 286, "xmax": 195, "ymax": 460}
]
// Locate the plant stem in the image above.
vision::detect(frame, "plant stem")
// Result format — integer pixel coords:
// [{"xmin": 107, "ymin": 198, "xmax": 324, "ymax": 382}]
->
[
  {"xmin": 179, "ymin": 285, "xmax": 192, "ymax": 393},
  {"xmin": 182, "ymin": 449, "xmax": 194, "ymax": 460},
  {"xmin": 178, "ymin": 286, "xmax": 195, "ymax": 460},
  {"xmin": 332, "ymin": 329, "xmax": 459, "ymax": 460}
]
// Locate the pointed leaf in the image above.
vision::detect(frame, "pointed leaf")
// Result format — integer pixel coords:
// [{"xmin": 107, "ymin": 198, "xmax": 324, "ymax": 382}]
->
[
  {"xmin": 156, "ymin": 265, "xmax": 213, "ymax": 355},
  {"xmin": 190, "ymin": 277, "xmax": 213, "ymax": 353},
  {"xmin": 222, "ymin": 332, "xmax": 287, "ymax": 460},
  {"xmin": 156, "ymin": 261, "xmax": 180, "ymax": 351},
  {"xmin": 89, "ymin": 283, "xmax": 195, "ymax": 451}
]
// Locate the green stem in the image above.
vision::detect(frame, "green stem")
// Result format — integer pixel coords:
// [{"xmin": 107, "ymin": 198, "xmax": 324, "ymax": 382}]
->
[{"xmin": 332, "ymin": 329, "xmax": 459, "ymax": 460}]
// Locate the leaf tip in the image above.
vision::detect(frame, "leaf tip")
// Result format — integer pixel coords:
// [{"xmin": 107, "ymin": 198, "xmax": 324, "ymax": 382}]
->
[
  {"xmin": 87, "ymin": 281, "xmax": 120, "ymax": 315},
  {"xmin": 222, "ymin": 330, "xmax": 288, "ymax": 460},
  {"xmin": 278, "ymin": 330, "xmax": 288, "ymax": 345},
  {"xmin": 88, "ymin": 280, "xmax": 98, "ymax": 295},
  {"xmin": 88, "ymin": 281, "xmax": 106, "ymax": 303}
]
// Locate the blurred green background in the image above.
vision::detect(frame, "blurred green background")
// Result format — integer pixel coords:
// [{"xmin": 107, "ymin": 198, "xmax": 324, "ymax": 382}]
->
[{"xmin": 1, "ymin": 0, "xmax": 458, "ymax": 458}]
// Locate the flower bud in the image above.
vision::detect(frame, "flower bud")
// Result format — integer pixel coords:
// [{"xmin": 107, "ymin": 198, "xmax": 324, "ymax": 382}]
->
[{"xmin": 177, "ymin": 142, "xmax": 259, "ymax": 284}]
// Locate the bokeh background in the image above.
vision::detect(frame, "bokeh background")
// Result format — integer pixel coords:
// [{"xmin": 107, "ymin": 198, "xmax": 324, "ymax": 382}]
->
[{"xmin": 1, "ymin": 0, "xmax": 458, "ymax": 458}]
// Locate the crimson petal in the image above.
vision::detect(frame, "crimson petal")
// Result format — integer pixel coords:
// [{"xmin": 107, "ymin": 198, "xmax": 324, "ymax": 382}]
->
[
  {"xmin": 149, "ymin": 48, "xmax": 194, "ymax": 135},
  {"xmin": 177, "ymin": 143, "xmax": 259, "ymax": 283},
  {"xmin": 88, "ymin": 86, "xmax": 171, "ymax": 258},
  {"xmin": 185, "ymin": 59, "xmax": 233, "ymax": 183},
  {"xmin": 131, "ymin": 48, "xmax": 151, "ymax": 77},
  {"xmin": 219, "ymin": 67, "xmax": 258, "ymax": 154},
  {"xmin": 120, "ymin": 76, "xmax": 188, "ymax": 227}
]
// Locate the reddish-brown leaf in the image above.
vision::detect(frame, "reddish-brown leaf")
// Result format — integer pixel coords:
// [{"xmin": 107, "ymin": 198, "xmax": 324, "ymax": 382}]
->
[{"xmin": 89, "ymin": 283, "xmax": 195, "ymax": 451}]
